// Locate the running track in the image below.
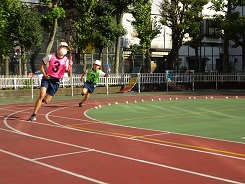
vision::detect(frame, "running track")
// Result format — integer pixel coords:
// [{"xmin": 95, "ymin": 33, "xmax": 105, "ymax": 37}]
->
[{"xmin": 0, "ymin": 94, "xmax": 245, "ymax": 184}]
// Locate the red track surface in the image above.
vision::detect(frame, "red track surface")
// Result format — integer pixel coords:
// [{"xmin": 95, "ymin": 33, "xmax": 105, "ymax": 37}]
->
[{"xmin": 0, "ymin": 94, "xmax": 245, "ymax": 184}]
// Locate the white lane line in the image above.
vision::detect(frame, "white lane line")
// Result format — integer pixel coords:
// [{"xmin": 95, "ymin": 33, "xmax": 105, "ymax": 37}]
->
[
  {"xmin": 7, "ymin": 107, "xmax": 243, "ymax": 162},
  {"xmin": 3, "ymin": 109, "xmax": 245, "ymax": 161},
  {"xmin": 0, "ymin": 148, "xmax": 107, "ymax": 184},
  {"xmin": 3, "ymin": 108, "xmax": 245, "ymax": 183},
  {"xmin": 1, "ymin": 126, "xmax": 244, "ymax": 184},
  {"xmin": 6, "ymin": 103, "xmax": 245, "ymax": 145},
  {"xmin": 93, "ymin": 149, "xmax": 244, "ymax": 184},
  {"xmin": 45, "ymin": 108, "xmax": 245, "ymax": 161},
  {"xmin": 84, "ymin": 108, "xmax": 245, "ymax": 145},
  {"xmin": 2, "ymin": 122, "xmax": 245, "ymax": 162},
  {"xmin": 33, "ymin": 149, "xmax": 94, "ymax": 161},
  {"xmin": 0, "ymin": 127, "xmax": 16, "ymax": 132}
]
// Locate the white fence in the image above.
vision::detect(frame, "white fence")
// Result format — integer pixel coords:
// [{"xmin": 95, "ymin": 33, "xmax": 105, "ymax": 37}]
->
[{"xmin": 1, "ymin": 72, "xmax": 245, "ymax": 90}]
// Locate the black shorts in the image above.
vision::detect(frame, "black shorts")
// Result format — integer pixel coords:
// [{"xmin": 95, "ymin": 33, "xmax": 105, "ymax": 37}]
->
[
  {"xmin": 83, "ymin": 81, "xmax": 96, "ymax": 94},
  {"xmin": 41, "ymin": 77, "xmax": 60, "ymax": 96}
]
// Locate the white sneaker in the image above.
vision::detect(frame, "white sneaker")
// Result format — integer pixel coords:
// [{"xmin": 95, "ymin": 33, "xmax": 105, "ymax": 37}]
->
[{"xmin": 29, "ymin": 114, "xmax": 36, "ymax": 121}]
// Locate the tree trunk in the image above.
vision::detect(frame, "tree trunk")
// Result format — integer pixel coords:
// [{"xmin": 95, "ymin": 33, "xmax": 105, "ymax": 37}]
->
[
  {"xmin": 82, "ymin": 53, "xmax": 86, "ymax": 72},
  {"xmin": 223, "ymin": 33, "xmax": 229, "ymax": 73},
  {"xmin": 98, "ymin": 48, "xmax": 103, "ymax": 70},
  {"xmin": 166, "ymin": 49, "xmax": 177, "ymax": 70},
  {"xmin": 141, "ymin": 53, "xmax": 145, "ymax": 72},
  {"xmin": 223, "ymin": 0, "xmax": 231, "ymax": 73},
  {"xmin": 145, "ymin": 48, "xmax": 151, "ymax": 73},
  {"xmin": 195, "ymin": 47, "xmax": 199, "ymax": 72},
  {"xmin": 18, "ymin": 58, "xmax": 22, "ymax": 75},
  {"xmin": 166, "ymin": 33, "xmax": 182, "ymax": 70},
  {"xmin": 45, "ymin": 19, "xmax": 58, "ymax": 56},
  {"xmin": 4, "ymin": 56, "xmax": 10, "ymax": 77},
  {"xmin": 242, "ymin": 45, "xmax": 245, "ymax": 73},
  {"xmin": 114, "ymin": 12, "xmax": 123, "ymax": 74}
]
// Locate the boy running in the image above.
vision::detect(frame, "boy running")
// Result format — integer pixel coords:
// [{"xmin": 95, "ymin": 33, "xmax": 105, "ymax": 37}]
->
[
  {"xmin": 79, "ymin": 60, "xmax": 108, "ymax": 107},
  {"xmin": 29, "ymin": 42, "xmax": 73, "ymax": 121}
]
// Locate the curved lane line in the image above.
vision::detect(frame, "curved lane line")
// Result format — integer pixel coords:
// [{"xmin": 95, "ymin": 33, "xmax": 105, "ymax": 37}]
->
[
  {"xmin": 2, "ymin": 106, "xmax": 244, "ymax": 184},
  {"xmin": 3, "ymin": 109, "xmax": 108, "ymax": 184},
  {"xmin": 0, "ymin": 148, "xmax": 107, "ymax": 184}
]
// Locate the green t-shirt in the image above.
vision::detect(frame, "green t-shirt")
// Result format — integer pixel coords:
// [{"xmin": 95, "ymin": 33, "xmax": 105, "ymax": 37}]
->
[{"xmin": 86, "ymin": 68, "xmax": 100, "ymax": 84}]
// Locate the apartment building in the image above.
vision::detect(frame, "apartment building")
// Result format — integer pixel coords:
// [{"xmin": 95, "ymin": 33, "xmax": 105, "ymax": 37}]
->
[
  {"xmin": 122, "ymin": 1, "xmax": 245, "ymax": 73},
  {"xmin": 21, "ymin": 0, "xmax": 40, "ymax": 5},
  {"xmin": 20, "ymin": 0, "xmax": 245, "ymax": 73}
]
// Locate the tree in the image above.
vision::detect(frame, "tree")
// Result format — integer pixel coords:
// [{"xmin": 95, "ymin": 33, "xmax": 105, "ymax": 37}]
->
[
  {"xmin": 40, "ymin": 0, "xmax": 65, "ymax": 56},
  {"xmin": 0, "ymin": 0, "xmax": 21, "ymax": 75},
  {"xmin": 74, "ymin": 0, "xmax": 96, "ymax": 72},
  {"xmin": 210, "ymin": 0, "xmax": 245, "ymax": 72},
  {"xmin": 131, "ymin": 0, "xmax": 161, "ymax": 73},
  {"xmin": 0, "ymin": 0, "xmax": 43, "ymax": 75},
  {"xmin": 110, "ymin": 0, "xmax": 137, "ymax": 74},
  {"xmin": 229, "ymin": 16, "xmax": 245, "ymax": 72},
  {"xmin": 187, "ymin": 17, "xmax": 204, "ymax": 72},
  {"xmin": 160, "ymin": 0, "xmax": 208, "ymax": 70},
  {"xmin": 11, "ymin": 5, "xmax": 44, "ymax": 75},
  {"xmin": 92, "ymin": 0, "xmax": 125, "ymax": 68}
]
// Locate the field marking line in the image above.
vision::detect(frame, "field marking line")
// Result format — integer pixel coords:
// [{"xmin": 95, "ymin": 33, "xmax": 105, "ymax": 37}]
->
[
  {"xmin": 108, "ymin": 107, "xmax": 245, "ymax": 123},
  {"xmin": 3, "ymin": 107, "xmax": 244, "ymax": 184},
  {"xmin": 3, "ymin": 106, "xmax": 244, "ymax": 160},
  {"xmin": 33, "ymin": 149, "xmax": 94, "ymax": 161},
  {"xmin": 44, "ymin": 106, "xmax": 245, "ymax": 159},
  {"xmin": 67, "ymin": 125, "xmax": 245, "ymax": 159},
  {"xmin": 2, "ymin": 124, "xmax": 244, "ymax": 184},
  {"xmin": 0, "ymin": 148, "xmax": 107, "ymax": 184}
]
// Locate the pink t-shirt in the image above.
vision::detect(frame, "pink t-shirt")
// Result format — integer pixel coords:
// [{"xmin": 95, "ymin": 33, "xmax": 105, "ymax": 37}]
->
[{"xmin": 43, "ymin": 54, "xmax": 69, "ymax": 79}]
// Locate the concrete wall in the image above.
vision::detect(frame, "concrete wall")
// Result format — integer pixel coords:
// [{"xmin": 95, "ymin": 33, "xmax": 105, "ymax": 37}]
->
[{"xmin": 0, "ymin": 86, "xmax": 122, "ymax": 99}]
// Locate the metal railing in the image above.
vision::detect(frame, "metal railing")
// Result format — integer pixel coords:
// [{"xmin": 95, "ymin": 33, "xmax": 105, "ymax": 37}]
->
[{"xmin": 1, "ymin": 72, "xmax": 245, "ymax": 91}]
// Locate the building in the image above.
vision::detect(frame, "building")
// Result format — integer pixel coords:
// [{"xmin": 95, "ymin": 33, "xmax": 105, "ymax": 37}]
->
[
  {"xmin": 121, "ymin": 1, "xmax": 245, "ymax": 73},
  {"xmin": 20, "ymin": 0, "xmax": 245, "ymax": 73},
  {"xmin": 21, "ymin": 0, "xmax": 40, "ymax": 5}
]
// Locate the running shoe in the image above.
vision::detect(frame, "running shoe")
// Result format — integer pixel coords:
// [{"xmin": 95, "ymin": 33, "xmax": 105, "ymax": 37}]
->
[
  {"xmin": 28, "ymin": 114, "xmax": 36, "ymax": 121},
  {"xmin": 79, "ymin": 102, "xmax": 83, "ymax": 107}
]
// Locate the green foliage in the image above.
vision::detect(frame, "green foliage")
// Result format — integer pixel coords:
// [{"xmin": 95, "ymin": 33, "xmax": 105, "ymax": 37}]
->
[
  {"xmin": 51, "ymin": 7, "xmax": 65, "ymax": 19},
  {"xmin": 75, "ymin": 0, "xmax": 135, "ymax": 73},
  {"xmin": 210, "ymin": 0, "xmax": 245, "ymax": 72},
  {"xmin": 131, "ymin": 0, "xmax": 160, "ymax": 53},
  {"xmin": 160, "ymin": 0, "xmax": 208, "ymax": 36},
  {"xmin": 210, "ymin": 0, "xmax": 245, "ymax": 47},
  {"xmin": 130, "ymin": 0, "xmax": 161, "ymax": 72},
  {"xmin": 40, "ymin": 0, "xmax": 52, "ymax": 4},
  {"xmin": 0, "ymin": 0, "xmax": 43, "ymax": 75},
  {"xmin": 110, "ymin": 0, "xmax": 136, "ymax": 13},
  {"xmin": 93, "ymin": 14, "xmax": 120, "ymax": 49},
  {"xmin": 210, "ymin": 0, "xmax": 245, "ymax": 12},
  {"xmin": 105, "ymin": 0, "xmax": 137, "ymax": 73},
  {"xmin": 42, "ymin": 7, "xmax": 65, "ymax": 28},
  {"xmin": 160, "ymin": 0, "xmax": 208, "ymax": 70},
  {"xmin": 0, "ymin": 0, "xmax": 22, "ymax": 56},
  {"xmin": 74, "ymin": 0, "xmax": 96, "ymax": 52},
  {"xmin": 13, "ymin": 5, "xmax": 44, "ymax": 50}
]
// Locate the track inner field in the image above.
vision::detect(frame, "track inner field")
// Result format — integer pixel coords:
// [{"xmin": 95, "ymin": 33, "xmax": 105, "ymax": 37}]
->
[{"xmin": 0, "ymin": 94, "xmax": 245, "ymax": 184}]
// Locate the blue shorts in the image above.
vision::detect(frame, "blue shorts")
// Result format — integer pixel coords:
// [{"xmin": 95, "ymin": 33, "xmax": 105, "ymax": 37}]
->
[
  {"xmin": 83, "ymin": 81, "xmax": 96, "ymax": 94},
  {"xmin": 41, "ymin": 77, "xmax": 60, "ymax": 96}
]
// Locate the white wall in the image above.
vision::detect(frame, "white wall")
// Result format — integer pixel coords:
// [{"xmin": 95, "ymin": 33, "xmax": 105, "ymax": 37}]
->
[
  {"xmin": 21, "ymin": 0, "xmax": 39, "ymax": 4},
  {"xmin": 122, "ymin": 0, "xmax": 244, "ymax": 72},
  {"xmin": 122, "ymin": 0, "xmax": 172, "ymax": 50}
]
